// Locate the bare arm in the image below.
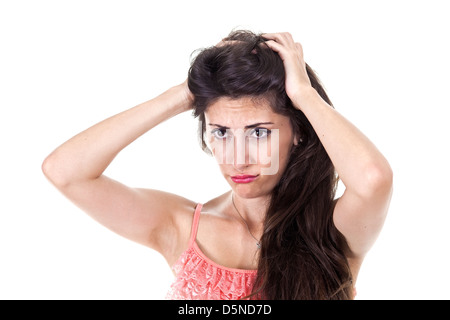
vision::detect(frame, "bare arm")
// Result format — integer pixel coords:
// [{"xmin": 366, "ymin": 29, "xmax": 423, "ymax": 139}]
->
[
  {"xmin": 292, "ymin": 88, "xmax": 393, "ymax": 257},
  {"xmin": 42, "ymin": 81, "xmax": 196, "ymax": 258},
  {"xmin": 263, "ymin": 33, "xmax": 393, "ymax": 261}
]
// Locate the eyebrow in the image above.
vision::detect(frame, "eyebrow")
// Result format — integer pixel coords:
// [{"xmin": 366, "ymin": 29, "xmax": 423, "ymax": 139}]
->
[{"xmin": 208, "ymin": 122, "xmax": 274, "ymax": 129}]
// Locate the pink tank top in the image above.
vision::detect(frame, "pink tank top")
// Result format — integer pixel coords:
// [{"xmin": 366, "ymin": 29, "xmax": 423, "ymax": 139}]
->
[{"xmin": 165, "ymin": 203, "xmax": 258, "ymax": 300}]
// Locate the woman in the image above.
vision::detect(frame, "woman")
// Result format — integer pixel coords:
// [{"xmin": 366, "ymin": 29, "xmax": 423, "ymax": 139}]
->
[{"xmin": 42, "ymin": 30, "xmax": 393, "ymax": 300}]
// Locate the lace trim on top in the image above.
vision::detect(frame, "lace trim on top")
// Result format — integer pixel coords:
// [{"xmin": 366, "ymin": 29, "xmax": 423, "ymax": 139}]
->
[{"xmin": 165, "ymin": 203, "xmax": 257, "ymax": 300}]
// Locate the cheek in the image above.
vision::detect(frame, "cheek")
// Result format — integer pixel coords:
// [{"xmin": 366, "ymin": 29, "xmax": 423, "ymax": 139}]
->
[
  {"xmin": 208, "ymin": 137, "xmax": 234, "ymax": 165},
  {"xmin": 204, "ymin": 131, "xmax": 223, "ymax": 161},
  {"xmin": 278, "ymin": 133, "xmax": 294, "ymax": 164},
  {"xmin": 259, "ymin": 129, "xmax": 293, "ymax": 176}
]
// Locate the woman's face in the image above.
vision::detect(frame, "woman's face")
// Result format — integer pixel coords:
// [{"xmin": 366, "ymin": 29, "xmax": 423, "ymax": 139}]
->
[{"xmin": 204, "ymin": 96, "xmax": 298, "ymax": 199}]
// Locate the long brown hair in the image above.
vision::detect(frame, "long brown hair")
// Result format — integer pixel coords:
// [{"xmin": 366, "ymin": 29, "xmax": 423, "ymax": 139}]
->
[{"xmin": 188, "ymin": 30, "xmax": 353, "ymax": 299}]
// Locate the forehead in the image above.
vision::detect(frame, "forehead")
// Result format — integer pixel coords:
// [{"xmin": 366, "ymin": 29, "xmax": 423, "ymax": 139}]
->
[{"xmin": 205, "ymin": 96, "xmax": 286, "ymax": 126}]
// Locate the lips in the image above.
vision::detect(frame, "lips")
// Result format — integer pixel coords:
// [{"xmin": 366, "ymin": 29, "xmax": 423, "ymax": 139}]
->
[{"xmin": 230, "ymin": 175, "xmax": 259, "ymax": 183}]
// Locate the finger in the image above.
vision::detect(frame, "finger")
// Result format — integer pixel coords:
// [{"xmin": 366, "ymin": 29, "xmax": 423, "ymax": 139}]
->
[
  {"xmin": 263, "ymin": 39, "xmax": 284, "ymax": 53},
  {"xmin": 295, "ymin": 42, "xmax": 305, "ymax": 57},
  {"xmin": 262, "ymin": 32, "xmax": 295, "ymax": 46},
  {"xmin": 263, "ymin": 40, "xmax": 289, "ymax": 60},
  {"xmin": 261, "ymin": 33, "xmax": 283, "ymax": 42}
]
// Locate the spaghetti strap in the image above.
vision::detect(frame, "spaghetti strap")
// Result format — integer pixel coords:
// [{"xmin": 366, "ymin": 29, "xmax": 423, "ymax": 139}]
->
[
  {"xmin": 188, "ymin": 203, "xmax": 203, "ymax": 247},
  {"xmin": 166, "ymin": 202, "xmax": 258, "ymax": 300}
]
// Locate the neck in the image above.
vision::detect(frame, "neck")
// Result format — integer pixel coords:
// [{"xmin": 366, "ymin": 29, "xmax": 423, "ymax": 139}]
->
[{"xmin": 230, "ymin": 191, "xmax": 269, "ymax": 228}]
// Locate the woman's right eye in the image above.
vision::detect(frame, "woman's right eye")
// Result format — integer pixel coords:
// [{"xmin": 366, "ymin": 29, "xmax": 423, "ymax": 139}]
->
[{"xmin": 211, "ymin": 128, "xmax": 228, "ymax": 139}]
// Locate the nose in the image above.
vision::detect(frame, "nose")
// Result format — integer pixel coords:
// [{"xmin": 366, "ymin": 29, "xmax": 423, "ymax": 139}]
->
[
  {"xmin": 212, "ymin": 129, "xmax": 258, "ymax": 168},
  {"xmin": 233, "ymin": 133, "xmax": 248, "ymax": 171},
  {"xmin": 230, "ymin": 129, "xmax": 258, "ymax": 171}
]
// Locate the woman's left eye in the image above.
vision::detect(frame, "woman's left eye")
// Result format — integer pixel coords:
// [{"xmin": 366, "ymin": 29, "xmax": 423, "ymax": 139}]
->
[{"xmin": 249, "ymin": 128, "xmax": 271, "ymax": 139}]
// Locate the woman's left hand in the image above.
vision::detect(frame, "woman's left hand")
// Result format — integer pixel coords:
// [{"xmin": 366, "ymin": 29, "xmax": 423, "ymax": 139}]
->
[{"xmin": 262, "ymin": 32, "xmax": 312, "ymax": 106}]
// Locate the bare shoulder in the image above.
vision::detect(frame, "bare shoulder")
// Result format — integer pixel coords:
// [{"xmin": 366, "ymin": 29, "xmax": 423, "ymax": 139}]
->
[
  {"xmin": 143, "ymin": 190, "xmax": 232, "ymax": 266},
  {"xmin": 170, "ymin": 191, "xmax": 232, "ymax": 243},
  {"xmin": 176, "ymin": 191, "xmax": 232, "ymax": 246},
  {"xmin": 200, "ymin": 191, "xmax": 232, "ymax": 217}
]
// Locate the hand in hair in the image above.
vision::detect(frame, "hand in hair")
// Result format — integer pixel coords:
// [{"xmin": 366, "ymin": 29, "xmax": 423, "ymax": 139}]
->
[{"xmin": 262, "ymin": 32, "xmax": 312, "ymax": 107}]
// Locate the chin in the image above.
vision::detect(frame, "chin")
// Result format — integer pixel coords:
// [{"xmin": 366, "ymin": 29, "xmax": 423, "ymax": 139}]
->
[{"xmin": 228, "ymin": 178, "xmax": 275, "ymax": 199}]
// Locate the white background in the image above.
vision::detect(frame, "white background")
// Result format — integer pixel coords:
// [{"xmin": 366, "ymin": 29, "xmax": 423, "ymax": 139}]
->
[{"xmin": 1, "ymin": 0, "xmax": 449, "ymax": 300}]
